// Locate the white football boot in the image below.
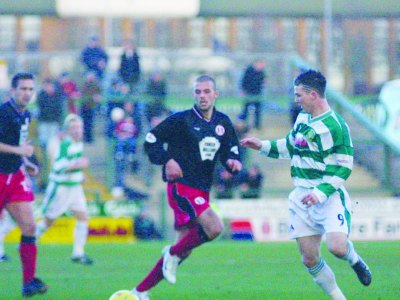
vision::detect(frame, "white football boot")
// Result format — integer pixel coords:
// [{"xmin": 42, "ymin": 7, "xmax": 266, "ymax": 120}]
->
[
  {"xmin": 162, "ymin": 245, "xmax": 181, "ymax": 284},
  {"xmin": 131, "ymin": 288, "xmax": 150, "ymax": 300}
]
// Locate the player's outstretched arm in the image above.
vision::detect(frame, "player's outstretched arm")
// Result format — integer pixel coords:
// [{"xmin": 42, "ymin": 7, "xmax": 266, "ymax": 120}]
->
[
  {"xmin": 240, "ymin": 137, "xmax": 262, "ymax": 150},
  {"xmin": 0, "ymin": 142, "xmax": 34, "ymax": 157}
]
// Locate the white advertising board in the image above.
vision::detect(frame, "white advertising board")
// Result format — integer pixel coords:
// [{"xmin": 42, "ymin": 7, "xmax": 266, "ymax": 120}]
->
[{"xmin": 217, "ymin": 198, "xmax": 400, "ymax": 241}]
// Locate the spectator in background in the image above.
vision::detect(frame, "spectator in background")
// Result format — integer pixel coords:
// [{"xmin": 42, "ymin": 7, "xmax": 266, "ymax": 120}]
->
[
  {"xmin": 288, "ymin": 67, "xmax": 305, "ymax": 125},
  {"xmin": 81, "ymin": 35, "xmax": 108, "ymax": 80},
  {"xmin": 239, "ymin": 165, "xmax": 264, "ymax": 199},
  {"xmin": 119, "ymin": 39, "xmax": 141, "ymax": 95},
  {"xmin": 215, "ymin": 167, "xmax": 235, "ymax": 199},
  {"xmin": 37, "ymin": 78, "xmax": 65, "ymax": 149},
  {"xmin": 58, "ymin": 72, "xmax": 81, "ymax": 114},
  {"xmin": 240, "ymin": 59, "xmax": 266, "ymax": 130},
  {"xmin": 134, "ymin": 210, "xmax": 163, "ymax": 240},
  {"xmin": 233, "ymin": 117, "xmax": 250, "ymax": 165},
  {"xmin": 145, "ymin": 72, "xmax": 169, "ymax": 123},
  {"xmin": 80, "ymin": 72, "xmax": 102, "ymax": 143},
  {"xmin": 114, "ymin": 115, "xmax": 139, "ymax": 188}
]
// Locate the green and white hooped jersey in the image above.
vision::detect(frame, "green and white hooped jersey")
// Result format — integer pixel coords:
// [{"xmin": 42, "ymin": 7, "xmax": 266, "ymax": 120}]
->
[
  {"xmin": 49, "ymin": 137, "xmax": 84, "ymax": 185},
  {"xmin": 260, "ymin": 110, "xmax": 353, "ymax": 203}
]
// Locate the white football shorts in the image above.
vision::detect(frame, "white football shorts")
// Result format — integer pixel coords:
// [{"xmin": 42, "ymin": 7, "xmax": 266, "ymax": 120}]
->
[
  {"xmin": 42, "ymin": 182, "xmax": 87, "ymax": 220},
  {"xmin": 287, "ymin": 186, "xmax": 352, "ymax": 239}
]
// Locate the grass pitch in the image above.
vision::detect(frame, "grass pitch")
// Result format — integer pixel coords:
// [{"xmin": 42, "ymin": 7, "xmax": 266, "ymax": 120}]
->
[{"xmin": 0, "ymin": 240, "xmax": 398, "ymax": 299}]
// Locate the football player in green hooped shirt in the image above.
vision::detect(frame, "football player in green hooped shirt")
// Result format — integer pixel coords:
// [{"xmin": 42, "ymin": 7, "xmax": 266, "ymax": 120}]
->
[
  {"xmin": 36, "ymin": 114, "xmax": 94, "ymax": 265},
  {"xmin": 241, "ymin": 70, "xmax": 372, "ymax": 300}
]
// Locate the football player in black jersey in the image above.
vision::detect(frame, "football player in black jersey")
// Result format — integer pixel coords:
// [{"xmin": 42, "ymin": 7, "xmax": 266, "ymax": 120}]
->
[
  {"xmin": 131, "ymin": 75, "xmax": 242, "ymax": 299},
  {"xmin": 0, "ymin": 73, "xmax": 48, "ymax": 297}
]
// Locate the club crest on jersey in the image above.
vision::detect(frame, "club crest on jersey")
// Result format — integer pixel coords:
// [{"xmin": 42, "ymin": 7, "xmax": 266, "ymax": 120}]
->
[
  {"xmin": 294, "ymin": 133, "xmax": 308, "ymax": 148},
  {"xmin": 194, "ymin": 197, "xmax": 206, "ymax": 205},
  {"xmin": 215, "ymin": 125, "xmax": 225, "ymax": 136},
  {"xmin": 305, "ymin": 130, "xmax": 316, "ymax": 142},
  {"xmin": 145, "ymin": 132, "xmax": 157, "ymax": 143}
]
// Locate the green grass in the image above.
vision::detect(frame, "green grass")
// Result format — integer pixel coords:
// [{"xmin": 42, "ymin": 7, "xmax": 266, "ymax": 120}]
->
[{"xmin": 1, "ymin": 240, "xmax": 398, "ymax": 299}]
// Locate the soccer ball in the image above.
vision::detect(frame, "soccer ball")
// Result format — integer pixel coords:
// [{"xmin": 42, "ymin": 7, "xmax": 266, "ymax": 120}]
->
[
  {"xmin": 111, "ymin": 107, "xmax": 125, "ymax": 122},
  {"xmin": 109, "ymin": 290, "xmax": 139, "ymax": 300}
]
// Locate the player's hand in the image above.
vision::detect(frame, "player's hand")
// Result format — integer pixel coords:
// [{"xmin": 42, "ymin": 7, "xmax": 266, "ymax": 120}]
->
[
  {"xmin": 25, "ymin": 164, "xmax": 39, "ymax": 177},
  {"xmin": 165, "ymin": 159, "xmax": 183, "ymax": 181},
  {"xmin": 226, "ymin": 159, "xmax": 242, "ymax": 173},
  {"xmin": 78, "ymin": 157, "xmax": 90, "ymax": 169},
  {"xmin": 240, "ymin": 137, "xmax": 262, "ymax": 150},
  {"xmin": 301, "ymin": 193, "xmax": 319, "ymax": 208},
  {"xmin": 18, "ymin": 143, "xmax": 35, "ymax": 157},
  {"xmin": 23, "ymin": 157, "xmax": 39, "ymax": 177}
]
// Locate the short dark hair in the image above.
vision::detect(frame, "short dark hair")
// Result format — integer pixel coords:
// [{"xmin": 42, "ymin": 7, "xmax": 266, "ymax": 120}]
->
[
  {"xmin": 294, "ymin": 69, "xmax": 326, "ymax": 97},
  {"xmin": 11, "ymin": 72, "xmax": 34, "ymax": 89},
  {"xmin": 195, "ymin": 74, "xmax": 217, "ymax": 90}
]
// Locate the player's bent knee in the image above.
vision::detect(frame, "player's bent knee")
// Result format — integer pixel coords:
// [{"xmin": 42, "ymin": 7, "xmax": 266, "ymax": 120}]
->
[
  {"xmin": 207, "ymin": 223, "xmax": 224, "ymax": 240},
  {"xmin": 328, "ymin": 245, "xmax": 347, "ymax": 258},
  {"xmin": 302, "ymin": 256, "xmax": 320, "ymax": 268},
  {"xmin": 20, "ymin": 222, "xmax": 36, "ymax": 236}
]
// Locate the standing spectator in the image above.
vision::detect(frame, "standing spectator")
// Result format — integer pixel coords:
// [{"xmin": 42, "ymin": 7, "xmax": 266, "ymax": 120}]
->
[
  {"xmin": 145, "ymin": 72, "xmax": 169, "ymax": 123},
  {"xmin": 0, "ymin": 72, "xmax": 48, "ymax": 297},
  {"xmin": 80, "ymin": 72, "xmax": 102, "ymax": 143},
  {"xmin": 233, "ymin": 116, "xmax": 250, "ymax": 165},
  {"xmin": 119, "ymin": 39, "xmax": 141, "ymax": 95},
  {"xmin": 36, "ymin": 114, "xmax": 94, "ymax": 265},
  {"xmin": 81, "ymin": 35, "xmax": 108, "ymax": 80},
  {"xmin": 58, "ymin": 72, "xmax": 81, "ymax": 114},
  {"xmin": 241, "ymin": 70, "xmax": 372, "ymax": 299},
  {"xmin": 114, "ymin": 115, "xmax": 139, "ymax": 188},
  {"xmin": 240, "ymin": 59, "xmax": 266, "ymax": 129},
  {"xmin": 37, "ymin": 78, "xmax": 65, "ymax": 149},
  {"xmin": 130, "ymin": 75, "xmax": 242, "ymax": 299}
]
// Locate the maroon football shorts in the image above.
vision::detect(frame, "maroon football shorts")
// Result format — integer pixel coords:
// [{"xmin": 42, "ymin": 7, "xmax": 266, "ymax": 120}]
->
[
  {"xmin": 167, "ymin": 182, "xmax": 210, "ymax": 229},
  {"xmin": 0, "ymin": 169, "xmax": 34, "ymax": 211}
]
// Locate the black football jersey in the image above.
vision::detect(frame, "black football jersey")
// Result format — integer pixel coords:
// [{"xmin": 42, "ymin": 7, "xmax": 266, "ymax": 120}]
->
[
  {"xmin": 0, "ymin": 100, "xmax": 31, "ymax": 173},
  {"xmin": 144, "ymin": 106, "xmax": 241, "ymax": 192}
]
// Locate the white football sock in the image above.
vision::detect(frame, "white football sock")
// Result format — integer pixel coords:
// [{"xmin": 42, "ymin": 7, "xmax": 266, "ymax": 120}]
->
[
  {"xmin": 308, "ymin": 258, "xmax": 346, "ymax": 300},
  {"xmin": 341, "ymin": 240, "xmax": 359, "ymax": 266},
  {"xmin": 0, "ymin": 215, "xmax": 16, "ymax": 256},
  {"xmin": 35, "ymin": 219, "xmax": 49, "ymax": 239},
  {"xmin": 73, "ymin": 221, "xmax": 88, "ymax": 257}
]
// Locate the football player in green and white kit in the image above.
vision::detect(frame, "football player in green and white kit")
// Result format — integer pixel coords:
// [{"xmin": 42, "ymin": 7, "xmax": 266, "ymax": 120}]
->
[
  {"xmin": 36, "ymin": 114, "xmax": 94, "ymax": 265},
  {"xmin": 241, "ymin": 70, "xmax": 371, "ymax": 300}
]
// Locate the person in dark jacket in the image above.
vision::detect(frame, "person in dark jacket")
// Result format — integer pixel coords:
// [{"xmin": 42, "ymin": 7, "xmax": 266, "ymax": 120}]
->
[
  {"xmin": 240, "ymin": 59, "xmax": 266, "ymax": 129},
  {"xmin": 119, "ymin": 39, "xmax": 141, "ymax": 95},
  {"xmin": 81, "ymin": 35, "xmax": 108, "ymax": 80},
  {"xmin": 37, "ymin": 78, "xmax": 65, "ymax": 148}
]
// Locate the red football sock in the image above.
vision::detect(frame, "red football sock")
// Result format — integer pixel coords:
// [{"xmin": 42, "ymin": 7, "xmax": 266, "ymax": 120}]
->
[
  {"xmin": 136, "ymin": 258, "xmax": 164, "ymax": 292},
  {"xmin": 170, "ymin": 226, "xmax": 208, "ymax": 257},
  {"xmin": 20, "ymin": 236, "xmax": 37, "ymax": 284}
]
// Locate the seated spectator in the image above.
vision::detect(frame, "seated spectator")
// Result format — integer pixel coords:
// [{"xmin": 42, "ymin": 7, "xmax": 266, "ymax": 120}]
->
[
  {"xmin": 215, "ymin": 167, "xmax": 235, "ymax": 199},
  {"xmin": 239, "ymin": 165, "xmax": 264, "ymax": 199},
  {"xmin": 134, "ymin": 211, "xmax": 163, "ymax": 240}
]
